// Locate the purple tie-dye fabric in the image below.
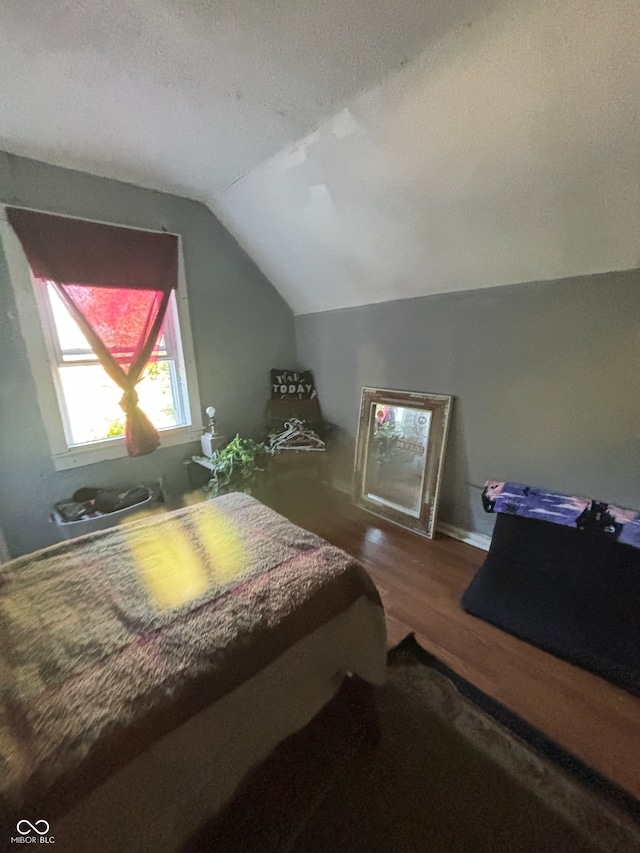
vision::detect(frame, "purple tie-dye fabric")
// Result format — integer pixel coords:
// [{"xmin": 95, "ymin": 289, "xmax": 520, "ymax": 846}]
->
[{"xmin": 483, "ymin": 481, "xmax": 640, "ymax": 552}]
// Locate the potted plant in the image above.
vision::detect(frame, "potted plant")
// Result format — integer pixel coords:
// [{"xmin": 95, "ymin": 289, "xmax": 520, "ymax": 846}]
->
[
  {"xmin": 371, "ymin": 421, "xmax": 404, "ymax": 460},
  {"xmin": 203, "ymin": 434, "xmax": 272, "ymax": 497}
]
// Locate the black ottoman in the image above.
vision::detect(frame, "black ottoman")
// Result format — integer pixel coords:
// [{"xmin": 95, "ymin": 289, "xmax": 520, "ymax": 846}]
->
[{"xmin": 462, "ymin": 512, "xmax": 640, "ymax": 695}]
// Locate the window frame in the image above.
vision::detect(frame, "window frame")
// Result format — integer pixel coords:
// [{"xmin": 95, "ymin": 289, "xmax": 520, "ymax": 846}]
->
[
  {"xmin": 1, "ymin": 207, "xmax": 203, "ymax": 470},
  {"xmin": 44, "ymin": 285, "xmax": 188, "ymax": 445}
]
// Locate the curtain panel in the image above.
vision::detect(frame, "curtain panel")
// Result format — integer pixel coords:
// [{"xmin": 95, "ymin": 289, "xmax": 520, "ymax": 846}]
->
[{"xmin": 7, "ymin": 208, "xmax": 179, "ymax": 457}]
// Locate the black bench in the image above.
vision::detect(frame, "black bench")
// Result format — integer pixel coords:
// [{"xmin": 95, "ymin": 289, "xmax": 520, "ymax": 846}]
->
[{"xmin": 462, "ymin": 511, "xmax": 640, "ymax": 695}]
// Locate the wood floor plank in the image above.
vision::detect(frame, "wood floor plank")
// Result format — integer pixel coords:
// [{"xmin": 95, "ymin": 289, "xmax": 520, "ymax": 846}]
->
[{"xmin": 266, "ymin": 482, "xmax": 640, "ymax": 802}]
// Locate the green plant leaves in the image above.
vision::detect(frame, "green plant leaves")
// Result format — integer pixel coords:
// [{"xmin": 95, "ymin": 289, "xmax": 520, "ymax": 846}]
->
[{"xmin": 205, "ymin": 433, "xmax": 272, "ymax": 497}]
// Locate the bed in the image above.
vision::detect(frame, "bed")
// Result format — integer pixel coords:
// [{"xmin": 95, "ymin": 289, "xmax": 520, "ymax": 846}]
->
[{"xmin": 0, "ymin": 493, "xmax": 386, "ymax": 852}]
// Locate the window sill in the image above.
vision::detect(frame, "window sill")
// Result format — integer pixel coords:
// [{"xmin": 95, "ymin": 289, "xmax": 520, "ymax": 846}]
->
[{"xmin": 51, "ymin": 425, "xmax": 203, "ymax": 471}]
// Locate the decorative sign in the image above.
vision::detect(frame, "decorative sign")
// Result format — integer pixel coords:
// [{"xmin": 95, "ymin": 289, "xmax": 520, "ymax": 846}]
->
[
  {"xmin": 396, "ymin": 438, "xmax": 425, "ymax": 456},
  {"xmin": 270, "ymin": 369, "xmax": 317, "ymax": 400}
]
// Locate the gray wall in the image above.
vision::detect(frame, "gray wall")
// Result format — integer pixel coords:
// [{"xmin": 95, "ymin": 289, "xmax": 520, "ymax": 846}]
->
[
  {"xmin": 296, "ymin": 271, "xmax": 640, "ymax": 537},
  {"xmin": 0, "ymin": 152, "xmax": 297, "ymax": 557}
]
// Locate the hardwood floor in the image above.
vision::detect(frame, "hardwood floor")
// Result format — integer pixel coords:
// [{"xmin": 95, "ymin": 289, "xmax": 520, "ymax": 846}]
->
[{"xmin": 266, "ymin": 481, "xmax": 640, "ymax": 804}]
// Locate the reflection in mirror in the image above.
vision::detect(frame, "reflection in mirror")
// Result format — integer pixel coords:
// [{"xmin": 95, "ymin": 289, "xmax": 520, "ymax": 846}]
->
[
  {"xmin": 354, "ymin": 389, "xmax": 452, "ymax": 538},
  {"xmin": 364, "ymin": 405, "xmax": 431, "ymax": 517}
]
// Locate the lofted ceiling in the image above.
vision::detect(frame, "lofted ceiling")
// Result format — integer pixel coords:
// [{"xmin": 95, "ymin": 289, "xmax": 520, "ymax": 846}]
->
[{"xmin": 1, "ymin": 0, "xmax": 639, "ymax": 314}]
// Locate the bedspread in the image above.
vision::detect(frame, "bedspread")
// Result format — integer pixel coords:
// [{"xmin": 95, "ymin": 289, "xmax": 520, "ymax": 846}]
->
[{"xmin": 0, "ymin": 493, "xmax": 382, "ymax": 829}]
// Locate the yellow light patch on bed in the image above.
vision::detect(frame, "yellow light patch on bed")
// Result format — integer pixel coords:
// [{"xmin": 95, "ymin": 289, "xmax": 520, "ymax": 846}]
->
[
  {"xmin": 193, "ymin": 503, "xmax": 245, "ymax": 584},
  {"xmin": 125, "ymin": 522, "xmax": 209, "ymax": 611},
  {"xmin": 124, "ymin": 501, "xmax": 246, "ymax": 611}
]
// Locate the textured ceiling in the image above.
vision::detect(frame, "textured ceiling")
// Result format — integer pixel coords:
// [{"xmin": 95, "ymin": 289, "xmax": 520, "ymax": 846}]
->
[
  {"xmin": 1, "ymin": 0, "xmax": 639, "ymax": 314},
  {"xmin": 0, "ymin": 0, "xmax": 493, "ymax": 198}
]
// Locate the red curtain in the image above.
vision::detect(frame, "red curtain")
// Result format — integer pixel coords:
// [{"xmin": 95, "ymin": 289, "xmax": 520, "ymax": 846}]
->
[{"xmin": 7, "ymin": 208, "xmax": 179, "ymax": 457}]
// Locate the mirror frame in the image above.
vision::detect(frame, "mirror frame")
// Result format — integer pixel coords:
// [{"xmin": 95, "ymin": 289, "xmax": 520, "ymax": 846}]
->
[{"xmin": 353, "ymin": 387, "xmax": 453, "ymax": 539}]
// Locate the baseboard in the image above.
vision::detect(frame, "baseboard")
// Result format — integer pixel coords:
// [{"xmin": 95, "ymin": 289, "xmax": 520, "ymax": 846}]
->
[
  {"xmin": 332, "ymin": 479, "xmax": 491, "ymax": 551},
  {"xmin": 332, "ymin": 478, "xmax": 352, "ymax": 496},
  {"xmin": 436, "ymin": 522, "xmax": 491, "ymax": 551}
]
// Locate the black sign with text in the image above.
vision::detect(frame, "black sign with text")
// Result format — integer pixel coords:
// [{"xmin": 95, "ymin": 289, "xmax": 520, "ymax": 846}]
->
[{"xmin": 270, "ymin": 369, "xmax": 317, "ymax": 400}]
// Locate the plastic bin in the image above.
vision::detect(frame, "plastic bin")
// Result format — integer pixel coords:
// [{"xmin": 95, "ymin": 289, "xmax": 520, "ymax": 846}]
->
[{"xmin": 51, "ymin": 487, "xmax": 155, "ymax": 540}]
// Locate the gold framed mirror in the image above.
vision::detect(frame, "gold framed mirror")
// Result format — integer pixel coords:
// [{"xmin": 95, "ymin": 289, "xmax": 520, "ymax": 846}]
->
[{"xmin": 353, "ymin": 387, "xmax": 453, "ymax": 538}]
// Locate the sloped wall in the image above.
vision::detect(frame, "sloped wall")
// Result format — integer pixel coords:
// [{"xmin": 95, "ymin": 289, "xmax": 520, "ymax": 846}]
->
[
  {"xmin": 216, "ymin": 0, "xmax": 640, "ymax": 315},
  {"xmin": 0, "ymin": 152, "xmax": 297, "ymax": 557},
  {"xmin": 296, "ymin": 270, "xmax": 640, "ymax": 537}
]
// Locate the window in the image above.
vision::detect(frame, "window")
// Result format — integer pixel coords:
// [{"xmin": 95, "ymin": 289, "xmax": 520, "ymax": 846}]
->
[
  {"xmin": 41, "ymin": 282, "xmax": 189, "ymax": 444},
  {"xmin": 1, "ymin": 209, "xmax": 202, "ymax": 470}
]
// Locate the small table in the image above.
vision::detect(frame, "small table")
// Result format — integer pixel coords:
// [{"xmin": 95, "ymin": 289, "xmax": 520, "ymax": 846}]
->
[{"xmin": 188, "ymin": 447, "xmax": 333, "ymax": 494}]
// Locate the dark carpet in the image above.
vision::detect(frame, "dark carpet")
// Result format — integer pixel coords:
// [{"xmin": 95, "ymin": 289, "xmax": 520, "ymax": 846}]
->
[{"xmin": 184, "ymin": 636, "xmax": 640, "ymax": 853}]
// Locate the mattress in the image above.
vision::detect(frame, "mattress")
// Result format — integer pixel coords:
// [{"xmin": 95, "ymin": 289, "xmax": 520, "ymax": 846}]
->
[
  {"xmin": 462, "ymin": 511, "xmax": 640, "ymax": 694},
  {"xmin": 0, "ymin": 493, "xmax": 387, "ymax": 850}
]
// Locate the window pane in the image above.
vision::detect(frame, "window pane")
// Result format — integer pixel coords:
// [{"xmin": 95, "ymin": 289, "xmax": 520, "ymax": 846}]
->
[
  {"xmin": 138, "ymin": 361, "xmax": 181, "ymax": 428},
  {"xmin": 46, "ymin": 283, "xmax": 169, "ymax": 362},
  {"xmin": 48, "ymin": 283, "xmax": 96, "ymax": 362},
  {"xmin": 156, "ymin": 333, "xmax": 168, "ymax": 358},
  {"xmin": 58, "ymin": 362, "xmax": 181, "ymax": 445}
]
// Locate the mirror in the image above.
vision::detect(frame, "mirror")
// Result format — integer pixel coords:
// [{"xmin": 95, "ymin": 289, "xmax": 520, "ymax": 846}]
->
[{"xmin": 354, "ymin": 388, "xmax": 453, "ymax": 538}]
